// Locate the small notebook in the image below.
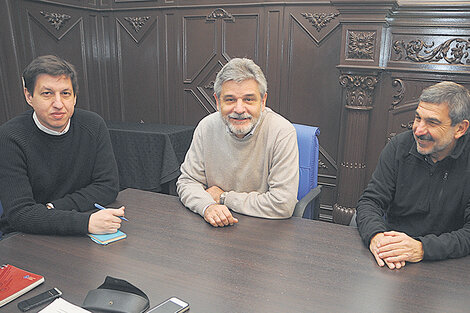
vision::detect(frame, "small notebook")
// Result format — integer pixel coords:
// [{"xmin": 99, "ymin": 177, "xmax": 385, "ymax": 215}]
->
[
  {"xmin": 0, "ymin": 264, "xmax": 45, "ymax": 307},
  {"xmin": 88, "ymin": 230, "xmax": 127, "ymax": 245}
]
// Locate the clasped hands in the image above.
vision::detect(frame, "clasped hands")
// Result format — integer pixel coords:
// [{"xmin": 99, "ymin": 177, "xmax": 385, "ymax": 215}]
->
[
  {"xmin": 370, "ymin": 231, "xmax": 424, "ymax": 270},
  {"xmin": 204, "ymin": 186, "xmax": 238, "ymax": 227}
]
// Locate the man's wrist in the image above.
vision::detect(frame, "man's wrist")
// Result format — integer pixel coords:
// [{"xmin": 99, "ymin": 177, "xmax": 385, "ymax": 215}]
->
[
  {"xmin": 202, "ymin": 202, "xmax": 217, "ymax": 216},
  {"xmin": 219, "ymin": 192, "xmax": 228, "ymax": 205}
]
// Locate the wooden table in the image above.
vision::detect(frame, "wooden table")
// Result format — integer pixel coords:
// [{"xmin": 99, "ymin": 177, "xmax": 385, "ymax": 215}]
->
[{"xmin": 1, "ymin": 189, "xmax": 470, "ymax": 312}]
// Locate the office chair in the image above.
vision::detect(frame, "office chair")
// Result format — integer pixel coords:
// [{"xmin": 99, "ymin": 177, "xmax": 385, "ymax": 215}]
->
[{"xmin": 292, "ymin": 123, "xmax": 322, "ymax": 219}]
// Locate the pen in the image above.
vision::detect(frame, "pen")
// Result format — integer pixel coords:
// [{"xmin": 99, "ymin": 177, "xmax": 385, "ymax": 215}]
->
[{"xmin": 94, "ymin": 203, "xmax": 129, "ymax": 221}]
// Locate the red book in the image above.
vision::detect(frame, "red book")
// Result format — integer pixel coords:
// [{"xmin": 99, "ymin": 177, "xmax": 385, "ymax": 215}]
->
[{"xmin": 0, "ymin": 264, "xmax": 45, "ymax": 307}]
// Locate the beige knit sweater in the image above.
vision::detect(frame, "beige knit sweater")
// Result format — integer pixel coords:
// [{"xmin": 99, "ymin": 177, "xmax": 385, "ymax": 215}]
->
[{"xmin": 176, "ymin": 108, "xmax": 299, "ymax": 219}]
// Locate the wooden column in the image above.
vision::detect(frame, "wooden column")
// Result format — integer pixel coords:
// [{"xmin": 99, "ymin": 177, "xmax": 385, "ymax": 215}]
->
[
  {"xmin": 331, "ymin": 0, "xmax": 396, "ymax": 224},
  {"xmin": 333, "ymin": 73, "xmax": 378, "ymax": 224}
]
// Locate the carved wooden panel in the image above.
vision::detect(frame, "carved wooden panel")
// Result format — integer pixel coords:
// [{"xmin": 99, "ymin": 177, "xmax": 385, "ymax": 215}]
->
[
  {"xmin": 114, "ymin": 12, "xmax": 161, "ymax": 123},
  {"xmin": 388, "ymin": 29, "xmax": 470, "ymax": 71},
  {"xmin": 281, "ymin": 5, "xmax": 342, "ymax": 218},
  {"xmin": 180, "ymin": 7, "xmax": 262, "ymax": 126},
  {"xmin": 19, "ymin": 2, "xmax": 91, "ymax": 111},
  {"xmin": 0, "ymin": 1, "xmax": 23, "ymax": 124}
]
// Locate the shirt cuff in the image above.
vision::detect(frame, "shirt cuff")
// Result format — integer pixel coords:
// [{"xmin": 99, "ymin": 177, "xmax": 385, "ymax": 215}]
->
[{"xmin": 202, "ymin": 202, "xmax": 217, "ymax": 216}]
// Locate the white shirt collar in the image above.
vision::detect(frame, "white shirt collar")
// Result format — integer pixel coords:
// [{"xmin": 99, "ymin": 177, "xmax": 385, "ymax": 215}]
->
[{"xmin": 33, "ymin": 112, "xmax": 70, "ymax": 136}]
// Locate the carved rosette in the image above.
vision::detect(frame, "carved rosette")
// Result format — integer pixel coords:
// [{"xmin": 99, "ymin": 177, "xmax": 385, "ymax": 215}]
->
[
  {"xmin": 301, "ymin": 12, "xmax": 339, "ymax": 32},
  {"xmin": 393, "ymin": 38, "xmax": 470, "ymax": 64},
  {"xmin": 206, "ymin": 8, "xmax": 234, "ymax": 22},
  {"xmin": 347, "ymin": 31, "xmax": 375, "ymax": 60},
  {"xmin": 124, "ymin": 17, "xmax": 150, "ymax": 33},
  {"xmin": 339, "ymin": 74, "xmax": 378, "ymax": 107},
  {"xmin": 40, "ymin": 11, "xmax": 71, "ymax": 31}
]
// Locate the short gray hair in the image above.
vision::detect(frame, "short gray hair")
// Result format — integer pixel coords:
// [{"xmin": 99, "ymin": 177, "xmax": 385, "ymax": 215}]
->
[
  {"xmin": 214, "ymin": 58, "xmax": 267, "ymax": 99},
  {"xmin": 419, "ymin": 81, "xmax": 470, "ymax": 125}
]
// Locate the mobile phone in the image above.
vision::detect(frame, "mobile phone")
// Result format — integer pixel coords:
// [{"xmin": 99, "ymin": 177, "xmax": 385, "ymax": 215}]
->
[
  {"xmin": 17, "ymin": 287, "xmax": 62, "ymax": 312},
  {"xmin": 147, "ymin": 297, "xmax": 189, "ymax": 313}
]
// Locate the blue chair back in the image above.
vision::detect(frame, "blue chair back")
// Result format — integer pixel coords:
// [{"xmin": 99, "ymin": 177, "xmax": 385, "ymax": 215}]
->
[{"xmin": 293, "ymin": 123, "xmax": 320, "ymax": 219}]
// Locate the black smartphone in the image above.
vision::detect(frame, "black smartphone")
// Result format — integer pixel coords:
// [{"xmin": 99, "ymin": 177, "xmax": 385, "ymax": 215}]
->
[
  {"xmin": 146, "ymin": 297, "xmax": 189, "ymax": 313},
  {"xmin": 17, "ymin": 287, "xmax": 62, "ymax": 312}
]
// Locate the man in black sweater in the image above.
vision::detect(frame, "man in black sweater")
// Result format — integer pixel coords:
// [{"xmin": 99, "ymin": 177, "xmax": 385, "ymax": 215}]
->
[
  {"xmin": 0, "ymin": 55, "xmax": 123, "ymax": 237},
  {"xmin": 357, "ymin": 81, "xmax": 470, "ymax": 269}
]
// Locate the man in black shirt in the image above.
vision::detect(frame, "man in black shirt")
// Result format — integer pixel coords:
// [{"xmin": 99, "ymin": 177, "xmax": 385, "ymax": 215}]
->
[
  {"xmin": 0, "ymin": 55, "xmax": 123, "ymax": 237},
  {"xmin": 357, "ymin": 81, "xmax": 470, "ymax": 269}
]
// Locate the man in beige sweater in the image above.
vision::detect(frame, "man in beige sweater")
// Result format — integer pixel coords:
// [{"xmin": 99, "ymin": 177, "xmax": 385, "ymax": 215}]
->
[{"xmin": 177, "ymin": 58, "xmax": 299, "ymax": 227}]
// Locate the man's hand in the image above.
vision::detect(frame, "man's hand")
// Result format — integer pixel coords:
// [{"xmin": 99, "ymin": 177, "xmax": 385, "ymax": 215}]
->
[
  {"xmin": 205, "ymin": 186, "xmax": 224, "ymax": 203},
  {"xmin": 204, "ymin": 204, "xmax": 238, "ymax": 227},
  {"xmin": 377, "ymin": 231, "xmax": 424, "ymax": 263},
  {"xmin": 370, "ymin": 233, "xmax": 405, "ymax": 269},
  {"xmin": 370, "ymin": 231, "xmax": 423, "ymax": 269},
  {"xmin": 88, "ymin": 206, "xmax": 125, "ymax": 234}
]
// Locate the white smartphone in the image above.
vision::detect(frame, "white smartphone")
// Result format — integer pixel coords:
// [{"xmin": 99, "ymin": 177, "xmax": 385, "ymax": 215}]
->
[{"xmin": 147, "ymin": 297, "xmax": 189, "ymax": 313}]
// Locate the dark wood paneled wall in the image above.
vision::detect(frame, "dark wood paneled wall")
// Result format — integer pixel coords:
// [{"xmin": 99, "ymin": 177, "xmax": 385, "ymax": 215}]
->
[{"xmin": 1, "ymin": 0, "xmax": 470, "ymax": 222}]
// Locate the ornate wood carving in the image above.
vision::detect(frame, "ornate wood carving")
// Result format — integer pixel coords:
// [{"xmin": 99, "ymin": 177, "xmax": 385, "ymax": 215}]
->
[
  {"xmin": 334, "ymin": 73, "xmax": 379, "ymax": 225},
  {"xmin": 301, "ymin": 12, "xmax": 339, "ymax": 32},
  {"xmin": 124, "ymin": 17, "xmax": 150, "ymax": 33},
  {"xmin": 339, "ymin": 74, "xmax": 378, "ymax": 107},
  {"xmin": 393, "ymin": 38, "xmax": 470, "ymax": 64},
  {"xmin": 204, "ymin": 81, "xmax": 215, "ymax": 90},
  {"xmin": 347, "ymin": 31, "xmax": 375, "ymax": 60},
  {"xmin": 319, "ymin": 159, "xmax": 328, "ymax": 170},
  {"xmin": 401, "ymin": 120, "xmax": 413, "ymax": 130},
  {"xmin": 387, "ymin": 133, "xmax": 396, "ymax": 142},
  {"xmin": 340, "ymin": 161, "xmax": 366, "ymax": 169},
  {"xmin": 206, "ymin": 8, "xmax": 234, "ymax": 22},
  {"xmin": 40, "ymin": 11, "xmax": 71, "ymax": 30},
  {"xmin": 332, "ymin": 203, "xmax": 356, "ymax": 225},
  {"xmin": 392, "ymin": 79, "xmax": 405, "ymax": 106}
]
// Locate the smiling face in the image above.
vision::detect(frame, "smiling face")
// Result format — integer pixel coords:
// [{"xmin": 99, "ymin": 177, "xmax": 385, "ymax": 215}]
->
[
  {"xmin": 413, "ymin": 101, "xmax": 468, "ymax": 162},
  {"xmin": 24, "ymin": 74, "xmax": 76, "ymax": 132},
  {"xmin": 215, "ymin": 79, "xmax": 267, "ymax": 138}
]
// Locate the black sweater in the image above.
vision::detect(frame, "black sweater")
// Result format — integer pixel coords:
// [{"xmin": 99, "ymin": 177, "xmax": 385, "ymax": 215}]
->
[
  {"xmin": 356, "ymin": 130, "xmax": 470, "ymax": 261},
  {"xmin": 0, "ymin": 109, "xmax": 119, "ymax": 235}
]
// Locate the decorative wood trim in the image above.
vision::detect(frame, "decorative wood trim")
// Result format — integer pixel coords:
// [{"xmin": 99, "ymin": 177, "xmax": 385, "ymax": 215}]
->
[
  {"xmin": 124, "ymin": 16, "xmax": 150, "ymax": 33},
  {"xmin": 339, "ymin": 74, "xmax": 378, "ymax": 107},
  {"xmin": 392, "ymin": 78, "xmax": 405, "ymax": 106},
  {"xmin": 301, "ymin": 12, "xmax": 339, "ymax": 32},
  {"xmin": 206, "ymin": 8, "xmax": 234, "ymax": 22},
  {"xmin": 393, "ymin": 38, "xmax": 470, "ymax": 64},
  {"xmin": 319, "ymin": 159, "xmax": 328, "ymax": 170},
  {"xmin": 340, "ymin": 161, "xmax": 366, "ymax": 169},
  {"xmin": 40, "ymin": 11, "xmax": 71, "ymax": 30},
  {"xmin": 347, "ymin": 31, "xmax": 375, "ymax": 60},
  {"xmin": 204, "ymin": 81, "xmax": 215, "ymax": 90},
  {"xmin": 332, "ymin": 203, "xmax": 355, "ymax": 225},
  {"xmin": 401, "ymin": 120, "xmax": 413, "ymax": 130}
]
